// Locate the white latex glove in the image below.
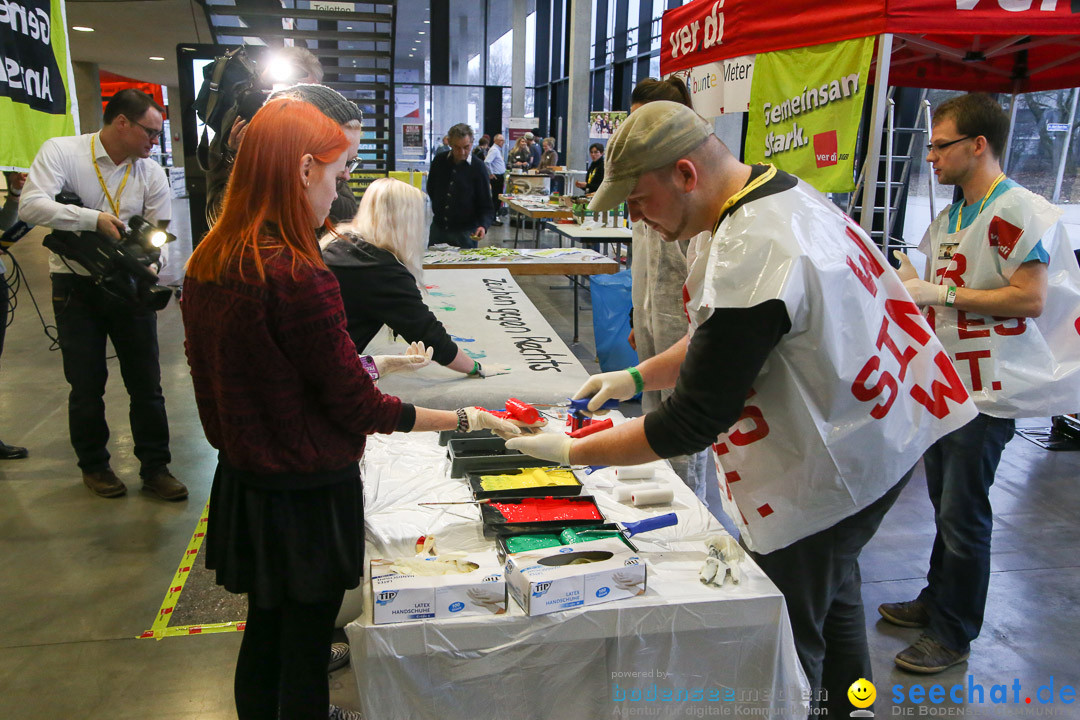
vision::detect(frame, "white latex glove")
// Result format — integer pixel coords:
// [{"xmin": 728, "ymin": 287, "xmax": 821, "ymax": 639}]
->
[
  {"xmin": 903, "ymin": 278, "xmax": 948, "ymax": 307},
  {"xmin": 466, "ymin": 585, "xmax": 506, "ymax": 613},
  {"xmin": 572, "ymin": 370, "xmax": 638, "ymax": 416},
  {"xmin": 505, "ymin": 431, "xmax": 574, "ymax": 465},
  {"xmin": 612, "ymin": 569, "xmax": 645, "ymax": 594},
  {"xmin": 468, "ymin": 362, "xmax": 512, "ymax": 378},
  {"xmin": 372, "ymin": 352, "xmax": 429, "ymax": 376},
  {"xmin": 405, "ymin": 341, "xmax": 434, "ymax": 364},
  {"xmin": 462, "ymin": 407, "xmax": 523, "ymax": 439},
  {"xmin": 893, "ymin": 250, "xmax": 919, "ymax": 283}
]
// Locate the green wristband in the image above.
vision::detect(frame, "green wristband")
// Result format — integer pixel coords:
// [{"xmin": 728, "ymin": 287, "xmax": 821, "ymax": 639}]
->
[
  {"xmin": 469, "ymin": 360, "xmax": 483, "ymax": 377},
  {"xmin": 627, "ymin": 367, "xmax": 645, "ymax": 394}
]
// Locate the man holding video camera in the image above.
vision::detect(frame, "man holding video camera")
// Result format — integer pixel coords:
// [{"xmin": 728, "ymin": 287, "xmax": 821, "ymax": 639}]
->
[{"xmin": 20, "ymin": 89, "xmax": 187, "ymax": 501}]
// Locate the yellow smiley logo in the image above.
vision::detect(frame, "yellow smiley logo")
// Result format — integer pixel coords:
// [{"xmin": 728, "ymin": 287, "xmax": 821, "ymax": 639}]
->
[{"xmin": 848, "ymin": 677, "xmax": 876, "ymax": 709}]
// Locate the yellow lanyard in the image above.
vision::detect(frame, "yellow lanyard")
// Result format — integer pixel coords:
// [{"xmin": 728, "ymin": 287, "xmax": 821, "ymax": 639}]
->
[
  {"xmin": 954, "ymin": 172, "xmax": 1005, "ymax": 233},
  {"xmin": 91, "ymin": 135, "xmax": 131, "ymax": 218},
  {"xmin": 713, "ymin": 164, "xmax": 778, "ymax": 234}
]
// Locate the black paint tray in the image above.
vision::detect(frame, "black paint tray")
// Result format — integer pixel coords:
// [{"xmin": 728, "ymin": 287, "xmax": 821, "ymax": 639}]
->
[
  {"xmin": 480, "ymin": 496, "xmax": 605, "ymax": 538},
  {"xmin": 467, "ymin": 466, "xmax": 583, "ymax": 500},
  {"xmin": 446, "ymin": 437, "xmax": 552, "ymax": 479}
]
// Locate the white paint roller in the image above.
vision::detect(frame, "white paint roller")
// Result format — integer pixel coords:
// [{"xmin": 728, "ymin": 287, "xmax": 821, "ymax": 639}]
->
[
  {"xmin": 631, "ymin": 487, "xmax": 674, "ymax": 506},
  {"xmin": 615, "ymin": 465, "xmax": 655, "ymax": 481}
]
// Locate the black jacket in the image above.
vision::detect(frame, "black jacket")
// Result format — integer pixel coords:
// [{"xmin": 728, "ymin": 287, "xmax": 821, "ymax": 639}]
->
[
  {"xmin": 321, "ymin": 235, "xmax": 459, "ymax": 365},
  {"xmin": 585, "ymin": 158, "xmax": 605, "ymax": 194},
  {"xmin": 426, "ymin": 153, "xmax": 495, "ymax": 233}
]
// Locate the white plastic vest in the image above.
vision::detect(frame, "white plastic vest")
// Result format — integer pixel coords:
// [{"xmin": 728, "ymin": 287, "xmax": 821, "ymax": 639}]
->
[
  {"xmin": 686, "ymin": 180, "xmax": 977, "ymax": 554},
  {"xmin": 919, "ymin": 186, "xmax": 1080, "ymax": 418}
]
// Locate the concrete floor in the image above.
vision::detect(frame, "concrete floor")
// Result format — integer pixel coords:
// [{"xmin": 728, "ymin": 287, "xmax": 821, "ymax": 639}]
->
[{"xmin": 1, "ymin": 202, "xmax": 1078, "ymax": 718}]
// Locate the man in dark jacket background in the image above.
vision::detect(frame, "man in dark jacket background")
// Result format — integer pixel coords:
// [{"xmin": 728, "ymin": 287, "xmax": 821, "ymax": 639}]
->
[{"xmin": 427, "ymin": 123, "xmax": 495, "ymax": 249}]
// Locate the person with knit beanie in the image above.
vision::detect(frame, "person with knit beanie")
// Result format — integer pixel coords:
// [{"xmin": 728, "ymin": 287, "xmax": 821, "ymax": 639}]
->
[{"xmin": 205, "ymin": 83, "xmax": 364, "ymax": 230}]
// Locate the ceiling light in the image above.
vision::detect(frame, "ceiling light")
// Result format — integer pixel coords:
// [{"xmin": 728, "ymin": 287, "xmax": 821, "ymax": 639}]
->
[
  {"xmin": 149, "ymin": 56, "xmax": 164, "ymax": 61},
  {"xmin": 72, "ymin": 26, "xmax": 94, "ymax": 32},
  {"xmin": 424, "ymin": 20, "xmax": 430, "ymax": 24},
  {"xmin": 419, "ymin": 31, "xmax": 425, "ymax": 35}
]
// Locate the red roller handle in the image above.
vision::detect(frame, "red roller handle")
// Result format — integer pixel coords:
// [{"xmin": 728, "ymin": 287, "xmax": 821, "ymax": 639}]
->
[
  {"xmin": 505, "ymin": 398, "xmax": 540, "ymax": 424},
  {"xmin": 569, "ymin": 418, "xmax": 614, "ymax": 438}
]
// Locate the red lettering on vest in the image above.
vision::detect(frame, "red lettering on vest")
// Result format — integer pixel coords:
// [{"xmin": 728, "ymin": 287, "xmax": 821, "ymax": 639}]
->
[
  {"xmin": 757, "ymin": 503, "xmax": 774, "ymax": 518},
  {"xmin": 953, "ymin": 349, "xmax": 992, "ymax": 392},
  {"xmin": 851, "ymin": 355, "xmax": 898, "ymax": 419},
  {"xmin": 992, "ymin": 315, "xmax": 1027, "ymax": 337},
  {"xmin": 935, "ymin": 253, "xmax": 967, "ymax": 288},
  {"xmin": 909, "ymin": 351, "xmax": 971, "ymax": 418},
  {"xmin": 681, "ymin": 284, "xmax": 691, "ymax": 324},
  {"xmin": 957, "ymin": 310, "xmax": 990, "ymax": 339},
  {"xmin": 885, "ymin": 298, "xmax": 933, "ymax": 346},
  {"xmin": 714, "ymin": 391, "xmax": 770, "ymax": 455},
  {"xmin": 925, "ymin": 306, "xmax": 937, "ymax": 332},
  {"xmin": 845, "ymin": 226, "xmax": 885, "ymax": 298},
  {"xmin": 876, "ymin": 317, "xmax": 918, "ymax": 382}
]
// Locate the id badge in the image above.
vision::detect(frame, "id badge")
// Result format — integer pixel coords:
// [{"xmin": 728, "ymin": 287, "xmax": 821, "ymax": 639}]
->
[{"xmin": 938, "ymin": 242, "xmax": 959, "ymax": 262}]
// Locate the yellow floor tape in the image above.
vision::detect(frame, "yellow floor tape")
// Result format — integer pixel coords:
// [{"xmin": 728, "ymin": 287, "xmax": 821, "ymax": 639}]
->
[{"xmin": 138, "ymin": 498, "xmax": 245, "ymax": 640}]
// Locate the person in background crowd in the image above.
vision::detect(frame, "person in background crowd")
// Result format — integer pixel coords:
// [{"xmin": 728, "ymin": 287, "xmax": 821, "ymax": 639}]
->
[
  {"xmin": 207, "ymin": 83, "xmax": 363, "ymax": 228},
  {"xmin": 0, "ymin": 171, "xmax": 29, "ymax": 460},
  {"xmin": 576, "ymin": 143, "xmax": 604, "ymax": 194},
  {"xmin": 433, "ymin": 135, "xmax": 451, "ymax": 159},
  {"xmin": 426, "ymin": 123, "xmax": 494, "ymax": 249},
  {"xmin": 538, "ymin": 137, "xmax": 559, "ymax": 171},
  {"xmin": 473, "ymin": 134, "xmax": 491, "ymax": 164},
  {"xmin": 322, "ymin": 178, "xmax": 498, "ymax": 378},
  {"xmin": 880, "ymin": 93, "xmax": 1063, "ymax": 675},
  {"xmin": 20, "ymin": 89, "xmax": 186, "ymax": 501},
  {"xmin": 625, "ymin": 76, "xmax": 709, "ymax": 501},
  {"xmin": 509, "ymin": 136, "xmax": 531, "ymax": 171},
  {"xmin": 182, "ymin": 98, "xmax": 531, "ymax": 720},
  {"xmin": 525, "ymin": 132, "xmax": 541, "ymax": 169},
  {"xmin": 486, "ymin": 133, "xmax": 506, "ymax": 224},
  {"xmin": 507, "ymin": 101, "xmax": 976, "ymax": 717}
]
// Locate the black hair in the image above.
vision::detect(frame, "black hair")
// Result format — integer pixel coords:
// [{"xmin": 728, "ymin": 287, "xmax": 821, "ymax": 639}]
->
[
  {"xmin": 589, "ymin": 143, "xmax": 604, "ymax": 154},
  {"xmin": 103, "ymin": 89, "xmax": 164, "ymax": 125}
]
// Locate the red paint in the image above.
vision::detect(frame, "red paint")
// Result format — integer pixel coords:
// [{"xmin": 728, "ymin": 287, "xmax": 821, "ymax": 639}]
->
[
  {"xmin": 491, "ymin": 497, "xmax": 602, "ymax": 523},
  {"xmin": 505, "ymin": 398, "xmax": 541, "ymax": 424},
  {"xmin": 569, "ymin": 418, "xmax": 613, "ymax": 438}
]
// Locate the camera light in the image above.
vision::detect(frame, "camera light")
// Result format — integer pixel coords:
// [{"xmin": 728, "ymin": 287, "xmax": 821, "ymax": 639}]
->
[
  {"xmin": 265, "ymin": 54, "xmax": 299, "ymax": 84},
  {"xmin": 149, "ymin": 231, "xmax": 168, "ymax": 248}
]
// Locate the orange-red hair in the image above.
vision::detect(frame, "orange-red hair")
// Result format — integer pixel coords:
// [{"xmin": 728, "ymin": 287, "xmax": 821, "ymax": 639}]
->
[{"xmin": 186, "ymin": 97, "xmax": 349, "ymax": 284}]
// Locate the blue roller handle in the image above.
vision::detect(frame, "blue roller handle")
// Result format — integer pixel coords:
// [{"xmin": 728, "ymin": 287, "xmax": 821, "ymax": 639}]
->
[
  {"xmin": 622, "ymin": 513, "xmax": 678, "ymax": 537},
  {"xmin": 568, "ymin": 397, "xmax": 621, "ymax": 413}
]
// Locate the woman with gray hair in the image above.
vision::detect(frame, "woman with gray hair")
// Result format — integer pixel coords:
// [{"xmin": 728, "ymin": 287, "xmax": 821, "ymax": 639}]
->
[{"xmin": 322, "ymin": 178, "xmax": 485, "ymax": 377}]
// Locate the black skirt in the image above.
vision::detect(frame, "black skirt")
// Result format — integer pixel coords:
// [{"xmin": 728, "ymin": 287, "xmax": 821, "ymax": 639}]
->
[{"xmin": 204, "ymin": 461, "xmax": 365, "ymax": 609}]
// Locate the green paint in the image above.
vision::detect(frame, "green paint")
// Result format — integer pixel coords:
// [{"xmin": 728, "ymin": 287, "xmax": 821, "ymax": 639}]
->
[
  {"xmin": 561, "ymin": 526, "xmax": 632, "ymax": 548},
  {"xmin": 438, "ymin": 305, "xmax": 457, "ymax": 311},
  {"xmin": 504, "ymin": 534, "xmax": 563, "ymax": 554}
]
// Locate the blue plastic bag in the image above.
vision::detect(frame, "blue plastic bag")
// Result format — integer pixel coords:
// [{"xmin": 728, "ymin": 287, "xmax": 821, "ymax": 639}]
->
[{"xmin": 590, "ymin": 269, "xmax": 638, "ymax": 372}]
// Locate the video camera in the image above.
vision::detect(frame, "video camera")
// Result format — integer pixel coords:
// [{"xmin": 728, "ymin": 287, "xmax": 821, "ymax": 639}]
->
[{"xmin": 41, "ymin": 192, "xmax": 176, "ymax": 311}]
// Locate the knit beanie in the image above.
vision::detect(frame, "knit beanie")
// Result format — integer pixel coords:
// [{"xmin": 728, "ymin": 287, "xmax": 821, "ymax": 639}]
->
[{"xmin": 268, "ymin": 83, "xmax": 363, "ymax": 125}]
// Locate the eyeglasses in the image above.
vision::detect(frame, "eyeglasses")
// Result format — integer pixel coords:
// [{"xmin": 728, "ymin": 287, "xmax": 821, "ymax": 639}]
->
[
  {"xmin": 128, "ymin": 117, "xmax": 163, "ymax": 142},
  {"xmin": 345, "ymin": 156, "xmax": 362, "ymax": 174},
  {"xmin": 927, "ymin": 136, "xmax": 971, "ymax": 153}
]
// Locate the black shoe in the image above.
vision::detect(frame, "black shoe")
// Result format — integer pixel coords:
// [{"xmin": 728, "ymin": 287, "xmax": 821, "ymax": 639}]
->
[
  {"xmin": 329, "ymin": 641, "xmax": 350, "ymax": 672},
  {"xmin": 0, "ymin": 441, "xmax": 28, "ymax": 460},
  {"xmin": 83, "ymin": 468, "xmax": 127, "ymax": 498},
  {"xmin": 895, "ymin": 633, "xmax": 969, "ymax": 674},
  {"xmin": 328, "ymin": 706, "xmax": 362, "ymax": 720},
  {"xmin": 141, "ymin": 468, "xmax": 189, "ymax": 501},
  {"xmin": 879, "ymin": 599, "xmax": 931, "ymax": 628},
  {"xmin": 492, "ymin": 219, "xmax": 504, "ymax": 227}
]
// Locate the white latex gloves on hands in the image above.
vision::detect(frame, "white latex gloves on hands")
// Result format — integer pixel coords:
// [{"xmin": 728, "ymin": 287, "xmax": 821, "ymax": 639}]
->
[
  {"xmin": 462, "ymin": 407, "xmax": 524, "ymax": 439},
  {"xmin": 893, "ymin": 250, "xmax": 919, "ymax": 282},
  {"xmin": 469, "ymin": 362, "xmax": 512, "ymax": 378},
  {"xmin": 373, "ymin": 342, "xmax": 434, "ymax": 376},
  {"xmin": 572, "ymin": 370, "xmax": 638, "ymax": 416},
  {"xmin": 505, "ymin": 431, "xmax": 574, "ymax": 465},
  {"xmin": 892, "ymin": 251, "xmax": 947, "ymax": 307}
]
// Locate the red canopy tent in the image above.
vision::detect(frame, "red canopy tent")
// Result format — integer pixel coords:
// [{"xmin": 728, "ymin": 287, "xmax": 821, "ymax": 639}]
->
[{"xmin": 661, "ymin": 0, "xmax": 1080, "ymax": 230}]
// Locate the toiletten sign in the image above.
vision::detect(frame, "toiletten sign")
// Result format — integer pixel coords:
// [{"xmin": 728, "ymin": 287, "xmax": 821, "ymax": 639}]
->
[
  {"xmin": 0, "ymin": 0, "xmax": 78, "ymax": 169},
  {"xmin": 745, "ymin": 37, "xmax": 874, "ymax": 192}
]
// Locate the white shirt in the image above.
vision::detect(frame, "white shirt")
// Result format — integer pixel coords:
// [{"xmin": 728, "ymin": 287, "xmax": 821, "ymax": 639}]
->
[{"xmin": 19, "ymin": 131, "xmax": 171, "ymax": 275}]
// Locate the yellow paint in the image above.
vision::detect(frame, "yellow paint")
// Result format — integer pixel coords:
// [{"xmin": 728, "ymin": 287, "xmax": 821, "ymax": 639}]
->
[{"xmin": 479, "ymin": 468, "xmax": 578, "ymax": 492}]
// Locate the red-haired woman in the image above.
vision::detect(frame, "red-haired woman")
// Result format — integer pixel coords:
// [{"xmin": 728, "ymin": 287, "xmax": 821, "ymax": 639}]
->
[{"xmin": 182, "ymin": 98, "xmax": 526, "ymax": 720}]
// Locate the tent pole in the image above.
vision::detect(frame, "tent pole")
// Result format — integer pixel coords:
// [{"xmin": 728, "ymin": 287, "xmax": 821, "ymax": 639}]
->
[
  {"xmin": 1002, "ymin": 93, "xmax": 1019, "ymax": 174},
  {"xmin": 1052, "ymin": 87, "xmax": 1079, "ymax": 204},
  {"xmin": 860, "ymin": 33, "xmax": 893, "ymax": 236}
]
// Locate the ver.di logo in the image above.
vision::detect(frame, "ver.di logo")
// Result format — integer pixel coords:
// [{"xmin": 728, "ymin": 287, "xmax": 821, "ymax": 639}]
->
[{"xmin": 848, "ymin": 677, "xmax": 876, "ymax": 717}]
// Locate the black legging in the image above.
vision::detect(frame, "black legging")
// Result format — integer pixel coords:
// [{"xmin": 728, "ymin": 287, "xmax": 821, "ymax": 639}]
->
[{"xmin": 235, "ymin": 589, "xmax": 345, "ymax": 720}]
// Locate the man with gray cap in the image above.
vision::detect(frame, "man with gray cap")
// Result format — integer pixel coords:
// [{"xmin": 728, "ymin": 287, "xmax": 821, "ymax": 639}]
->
[
  {"xmin": 507, "ymin": 101, "xmax": 977, "ymax": 714},
  {"xmin": 206, "ymin": 83, "xmax": 364, "ymax": 227}
]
